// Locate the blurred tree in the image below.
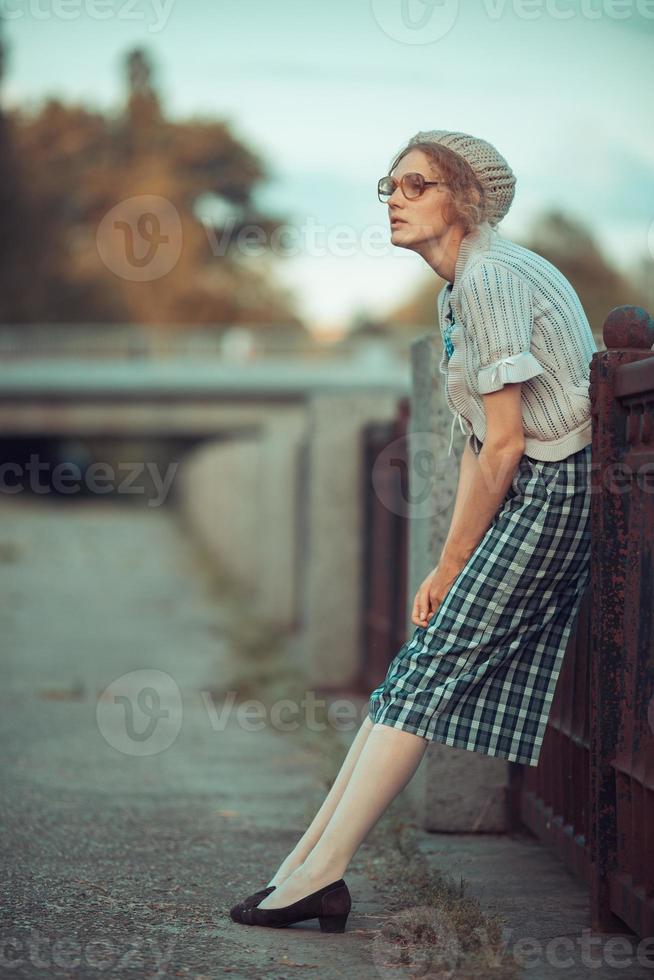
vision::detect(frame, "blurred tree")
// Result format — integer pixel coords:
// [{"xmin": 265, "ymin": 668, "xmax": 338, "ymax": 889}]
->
[
  {"xmin": 521, "ymin": 210, "xmax": 649, "ymax": 340},
  {"xmin": 124, "ymin": 47, "xmax": 162, "ymax": 149},
  {"xmin": 0, "ymin": 36, "xmax": 304, "ymax": 329},
  {"xmin": 0, "ymin": 19, "xmax": 91, "ymax": 321},
  {"xmin": 382, "ymin": 273, "xmax": 448, "ymax": 333},
  {"xmin": 383, "ymin": 209, "xmax": 648, "ymax": 345}
]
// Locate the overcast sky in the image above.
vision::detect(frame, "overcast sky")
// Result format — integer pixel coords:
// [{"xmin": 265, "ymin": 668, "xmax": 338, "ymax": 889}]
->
[{"xmin": 2, "ymin": 0, "xmax": 653, "ymax": 333}]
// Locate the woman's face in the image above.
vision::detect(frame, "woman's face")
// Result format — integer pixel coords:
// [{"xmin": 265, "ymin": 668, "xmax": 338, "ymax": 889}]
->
[{"xmin": 386, "ymin": 148, "xmax": 456, "ymax": 252}]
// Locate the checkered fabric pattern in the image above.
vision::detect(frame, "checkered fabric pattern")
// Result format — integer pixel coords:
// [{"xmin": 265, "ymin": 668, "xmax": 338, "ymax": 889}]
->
[{"xmin": 368, "ymin": 444, "xmax": 592, "ymax": 767}]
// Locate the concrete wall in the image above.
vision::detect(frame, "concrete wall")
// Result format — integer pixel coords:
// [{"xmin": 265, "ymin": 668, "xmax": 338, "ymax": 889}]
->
[
  {"xmin": 174, "ymin": 390, "xmax": 403, "ymax": 687},
  {"xmin": 301, "ymin": 392, "xmax": 402, "ymax": 689},
  {"xmin": 175, "ymin": 407, "xmax": 308, "ymax": 629}
]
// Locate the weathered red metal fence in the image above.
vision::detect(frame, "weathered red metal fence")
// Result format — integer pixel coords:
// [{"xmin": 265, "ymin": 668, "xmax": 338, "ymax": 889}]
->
[
  {"xmin": 359, "ymin": 396, "xmax": 410, "ymax": 695},
  {"xmin": 511, "ymin": 305, "xmax": 654, "ymax": 939}
]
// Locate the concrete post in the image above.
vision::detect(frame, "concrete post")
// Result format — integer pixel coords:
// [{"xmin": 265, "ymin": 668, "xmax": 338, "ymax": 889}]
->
[
  {"xmin": 302, "ymin": 392, "xmax": 401, "ymax": 689},
  {"xmin": 408, "ymin": 333, "xmax": 510, "ymax": 832}
]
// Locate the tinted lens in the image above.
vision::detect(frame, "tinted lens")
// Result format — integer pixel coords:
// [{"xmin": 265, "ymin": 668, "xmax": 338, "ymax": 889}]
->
[
  {"xmin": 378, "ymin": 176, "xmax": 394, "ymax": 200},
  {"xmin": 402, "ymin": 173, "xmax": 424, "ymax": 198}
]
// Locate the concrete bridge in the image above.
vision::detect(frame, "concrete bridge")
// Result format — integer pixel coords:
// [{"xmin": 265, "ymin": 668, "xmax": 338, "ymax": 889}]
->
[{"xmin": 0, "ymin": 354, "xmax": 409, "ymax": 689}]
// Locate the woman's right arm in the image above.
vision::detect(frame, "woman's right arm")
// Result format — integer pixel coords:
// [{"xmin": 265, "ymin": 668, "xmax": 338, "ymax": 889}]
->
[
  {"xmin": 441, "ymin": 437, "xmax": 479, "ymax": 557},
  {"xmin": 410, "ymin": 437, "xmax": 480, "ymax": 626}
]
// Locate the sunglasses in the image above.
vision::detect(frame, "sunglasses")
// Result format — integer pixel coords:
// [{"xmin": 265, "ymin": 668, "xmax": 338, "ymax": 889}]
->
[{"xmin": 378, "ymin": 172, "xmax": 448, "ymax": 203}]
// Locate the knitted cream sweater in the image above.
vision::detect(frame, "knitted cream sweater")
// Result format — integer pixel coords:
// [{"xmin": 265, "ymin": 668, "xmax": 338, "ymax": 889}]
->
[{"xmin": 437, "ymin": 220, "xmax": 598, "ymax": 461}]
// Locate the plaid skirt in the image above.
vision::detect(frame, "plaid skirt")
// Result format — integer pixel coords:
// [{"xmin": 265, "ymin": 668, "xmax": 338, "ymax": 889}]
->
[{"xmin": 368, "ymin": 441, "xmax": 592, "ymax": 767}]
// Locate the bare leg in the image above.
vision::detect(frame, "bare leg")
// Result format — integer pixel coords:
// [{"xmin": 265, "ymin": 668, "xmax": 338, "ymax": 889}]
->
[
  {"xmin": 258, "ymin": 721, "xmax": 428, "ymax": 909},
  {"xmin": 265, "ymin": 714, "xmax": 376, "ymax": 887}
]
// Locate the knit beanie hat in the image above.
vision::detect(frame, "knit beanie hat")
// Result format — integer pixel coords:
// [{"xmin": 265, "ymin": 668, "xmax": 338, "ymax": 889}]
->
[{"xmin": 406, "ymin": 130, "xmax": 516, "ymax": 227}]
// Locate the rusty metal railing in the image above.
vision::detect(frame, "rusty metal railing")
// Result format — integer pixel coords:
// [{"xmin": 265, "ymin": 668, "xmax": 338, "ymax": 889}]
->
[
  {"xmin": 358, "ymin": 397, "xmax": 410, "ymax": 695},
  {"xmin": 510, "ymin": 305, "xmax": 654, "ymax": 940},
  {"xmin": 589, "ymin": 306, "xmax": 654, "ymax": 938}
]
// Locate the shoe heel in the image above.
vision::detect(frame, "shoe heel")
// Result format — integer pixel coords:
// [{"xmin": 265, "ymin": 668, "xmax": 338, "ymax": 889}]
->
[{"xmin": 318, "ymin": 912, "xmax": 349, "ymax": 933}]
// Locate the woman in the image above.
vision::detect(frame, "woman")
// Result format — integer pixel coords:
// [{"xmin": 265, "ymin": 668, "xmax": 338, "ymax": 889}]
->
[{"xmin": 230, "ymin": 130, "xmax": 597, "ymax": 933}]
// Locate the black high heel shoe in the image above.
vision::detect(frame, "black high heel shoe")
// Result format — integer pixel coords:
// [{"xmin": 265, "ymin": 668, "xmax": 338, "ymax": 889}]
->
[
  {"xmin": 229, "ymin": 885, "xmax": 276, "ymax": 923},
  {"xmin": 237, "ymin": 878, "xmax": 351, "ymax": 932}
]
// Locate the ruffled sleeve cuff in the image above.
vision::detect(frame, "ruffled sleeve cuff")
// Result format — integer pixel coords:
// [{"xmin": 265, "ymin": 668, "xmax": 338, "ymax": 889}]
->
[{"xmin": 478, "ymin": 351, "xmax": 544, "ymax": 395}]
